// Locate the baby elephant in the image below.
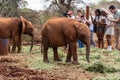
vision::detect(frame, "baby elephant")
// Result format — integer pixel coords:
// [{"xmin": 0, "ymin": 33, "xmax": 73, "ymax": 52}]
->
[
  {"xmin": 0, "ymin": 16, "xmax": 34, "ymax": 53},
  {"xmin": 41, "ymin": 17, "xmax": 90, "ymax": 64}
]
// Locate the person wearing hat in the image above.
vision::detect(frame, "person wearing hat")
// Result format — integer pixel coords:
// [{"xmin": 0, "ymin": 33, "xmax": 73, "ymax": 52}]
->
[
  {"xmin": 101, "ymin": 8, "xmax": 114, "ymax": 51},
  {"xmin": 75, "ymin": 9, "xmax": 86, "ymax": 48},
  {"xmin": 108, "ymin": 5, "xmax": 120, "ymax": 50},
  {"xmin": 67, "ymin": 10, "xmax": 75, "ymax": 19}
]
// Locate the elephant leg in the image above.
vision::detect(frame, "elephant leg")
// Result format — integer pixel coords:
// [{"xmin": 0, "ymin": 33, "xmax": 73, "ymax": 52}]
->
[
  {"xmin": 53, "ymin": 47, "xmax": 62, "ymax": 61},
  {"xmin": 71, "ymin": 43, "xmax": 79, "ymax": 64},
  {"xmin": 8, "ymin": 43, "xmax": 11, "ymax": 53},
  {"xmin": 68, "ymin": 42, "xmax": 79, "ymax": 64},
  {"xmin": 11, "ymin": 36, "xmax": 19, "ymax": 53},
  {"xmin": 17, "ymin": 40, "xmax": 21, "ymax": 53},
  {"xmin": 12, "ymin": 43, "xmax": 17, "ymax": 53},
  {"xmin": 66, "ymin": 45, "xmax": 72, "ymax": 62},
  {"xmin": 43, "ymin": 46, "xmax": 49, "ymax": 63}
]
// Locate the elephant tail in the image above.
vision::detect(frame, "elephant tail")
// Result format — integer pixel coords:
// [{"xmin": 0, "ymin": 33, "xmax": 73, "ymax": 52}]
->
[
  {"xmin": 40, "ymin": 36, "xmax": 43, "ymax": 54},
  {"xmin": 18, "ymin": 20, "xmax": 22, "ymax": 39}
]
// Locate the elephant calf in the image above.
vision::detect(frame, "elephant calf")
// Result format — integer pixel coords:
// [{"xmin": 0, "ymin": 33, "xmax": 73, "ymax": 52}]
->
[
  {"xmin": 0, "ymin": 16, "xmax": 34, "ymax": 53},
  {"xmin": 41, "ymin": 17, "xmax": 90, "ymax": 64}
]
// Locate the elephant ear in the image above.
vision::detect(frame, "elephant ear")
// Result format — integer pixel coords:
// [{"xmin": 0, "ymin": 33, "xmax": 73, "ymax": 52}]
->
[
  {"xmin": 63, "ymin": 24, "xmax": 77, "ymax": 41},
  {"xmin": 20, "ymin": 16, "xmax": 26, "ymax": 33}
]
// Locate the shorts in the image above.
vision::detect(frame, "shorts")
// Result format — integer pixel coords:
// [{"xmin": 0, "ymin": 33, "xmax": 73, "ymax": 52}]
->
[
  {"xmin": 96, "ymin": 26, "xmax": 106, "ymax": 33},
  {"xmin": 105, "ymin": 26, "xmax": 114, "ymax": 35}
]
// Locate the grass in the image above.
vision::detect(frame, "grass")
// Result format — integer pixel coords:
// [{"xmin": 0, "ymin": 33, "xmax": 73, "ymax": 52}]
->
[
  {"xmin": 21, "ymin": 45, "xmax": 120, "ymax": 80},
  {"xmin": 28, "ymin": 57, "xmax": 56, "ymax": 69}
]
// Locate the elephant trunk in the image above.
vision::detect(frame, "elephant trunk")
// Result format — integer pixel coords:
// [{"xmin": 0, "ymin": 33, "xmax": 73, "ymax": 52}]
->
[
  {"xmin": 30, "ymin": 35, "xmax": 34, "ymax": 52},
  {"xmin": 86, "ymin": 40, "xmax": 90, "ymax": 63}
]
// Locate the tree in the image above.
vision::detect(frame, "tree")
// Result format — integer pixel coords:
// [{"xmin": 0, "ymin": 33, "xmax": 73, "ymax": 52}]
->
[
  {"xmin": 19, "ymin": 8, "xmax": 40, "ymax": 25},
  {"xmin": 45, "ymin": 0, "xmax": 95, "ymax": 14},
  {"xmin": 0, "ymin": 0, "xmax": 27, "ymax": 17},
  {"xmin": 91, "ymin": 0, "xmax": 120, "ymax": 12}
]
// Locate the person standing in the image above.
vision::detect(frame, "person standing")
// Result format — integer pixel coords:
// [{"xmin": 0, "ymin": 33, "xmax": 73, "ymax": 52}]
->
[
  {"xmin": 101, "ymin": 8, "xmax": 114, "ymax": 51},
  {"xmin": 92, "ymin": 9, "xmax": 106, "ymax": 49},
  {"xmin": 63, "ymin": 10, "xmax": 75, "ymax": 51},
  {"xmin": 88, "ymin": 16, "xmax": 96, "ymax": 47},
  {"xmin": 63, "ymin": 11, "xmax": 68, "ymax": 17},
  {"xmin": 108, "ymin": 5, "xmax": 120, "ymax": 50},
  {"xmin": 67, "ymin": 10, "xmax": 75, "ymax": 19},
  {"xmin": 75, "ymin": 9, "xmax": 85, "ymax": 48}
]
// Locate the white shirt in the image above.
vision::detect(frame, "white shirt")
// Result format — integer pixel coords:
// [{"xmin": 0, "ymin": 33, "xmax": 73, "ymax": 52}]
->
[
  {"xmin": 106, "ymin": 15, "xmax": 113, "ymax": 26},
  {"xmin": 88, "ymin": 18, "xmax": 94, "ymax": 31},
  {"xmin": 95, "ymin": 16, "xmax": 105, "ymax": 22},
  {"xmin": 68, "ymin": 15, "xmax": 75, "ymax": 19},
  {"xmin": 71, "ymin": 15, "xmax": 75, "ymax": 19},
  {"xmin": 75, "ymin": 16, "xmax": 86, "ymax": 23}
]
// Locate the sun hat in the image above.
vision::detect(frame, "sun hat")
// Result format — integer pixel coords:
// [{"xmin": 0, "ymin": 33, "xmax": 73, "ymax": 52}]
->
[{"xmin": 101, "ymin": 8, "xmax": 110, "ymax": 15}]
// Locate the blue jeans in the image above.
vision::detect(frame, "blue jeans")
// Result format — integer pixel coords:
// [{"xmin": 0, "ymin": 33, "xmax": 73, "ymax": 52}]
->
[
  {"xmin": 78, "ymin": 40, "xmax": 84, "ymax": 48},
  {"xmin": 90, "ymin": 30, "xmax": 96, "ymax": 47},
  {"xmin": 1, "ymin": 39, "xmax": 8, "ymax": 46}
]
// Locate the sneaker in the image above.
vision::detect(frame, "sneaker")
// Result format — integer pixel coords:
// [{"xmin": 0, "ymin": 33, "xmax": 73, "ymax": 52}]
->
[{"xmin": 107, "ymin": 46, "xmax": 112, "ymax": 51}]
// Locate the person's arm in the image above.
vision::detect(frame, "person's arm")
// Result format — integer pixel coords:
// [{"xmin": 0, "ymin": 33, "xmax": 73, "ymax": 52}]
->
[
  {"xmin": 86, "ymin": 20, "xmax": 91, "ymax": 26},
  {"xmin": 90, "ymin": 13, "xmax": 97, "ymax": 25},
  {"xmin": 109, "ymin": 18, "xmax": 120, "ymax": 23},
  {"xmin": 108, "ymin": 13, "xmax": 120, "ymax": 23}
]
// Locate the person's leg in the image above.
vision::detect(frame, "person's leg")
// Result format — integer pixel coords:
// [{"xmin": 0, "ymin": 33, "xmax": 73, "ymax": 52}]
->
[
  {"xmin": 78, "ymin": 40, "xmax": 84, "ymax": 48},
  {"xmin": 99, "ymin": 32, "xmax": 103, "ymax": 49},
  {"xmin": 101, "ymin": 26, "xmax": 106, "ymax": 49},
  {"xmin": 90, "ymin": 30, "xmax": 96, "ymax": 47},
  {"xmin": 96, "ymin": 32, "xmax": 100, "ymax": 48},
  {"xmin": 106, "ymin": 35, "xmax": 109, "ymax": 50},
  {"xmin": 106, "ymin": 35, "xmax": 112, "ymax": 50},
  {"xmin": 99, "ymin": 37, "xmax": 103, "ymax": 49},
  {"xmin": 101, "ymin": 32, "xmax": 105, "ymax": 49},
  {"xmin": 106, "ymin": 35, "xmax": 111, "ymax": 46},
  {"xmin": 81, "ymin": 41, "xmax": 84, "ymax": 48},
  {"xmin": 118, "ymin": 29, "xmax": 120, "ymax": 49},
  {"xmin": 78, "ymin": 40, "xmax": 81, "ymax": 48},
  {"xmin": 100, "ymin": 38, "xmax": 104, "ymax": 49},
  {"xmin": 114, "ymin": 29, "xmax": 119, "ymax": 49}
]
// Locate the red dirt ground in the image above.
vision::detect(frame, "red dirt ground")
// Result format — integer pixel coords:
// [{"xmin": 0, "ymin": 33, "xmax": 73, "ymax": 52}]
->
[{"xmin": 0, "ymin": 54, "xmax": 99, "ymax": 80}]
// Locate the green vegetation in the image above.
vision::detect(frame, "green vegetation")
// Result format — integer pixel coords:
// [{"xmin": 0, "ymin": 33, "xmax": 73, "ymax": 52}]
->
[{"xmin": 86, "ymin": 61, "xmax": 119, "ymax": 73}]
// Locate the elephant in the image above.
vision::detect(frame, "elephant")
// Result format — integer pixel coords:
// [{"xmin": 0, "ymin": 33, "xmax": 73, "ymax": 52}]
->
[
  {"xmin": 41, "ymin": 17, "xmax": 90, "ymax": 64},
  {"xmin": 0, "ymin": 16, "xmax": 34, "ymax": 53}
]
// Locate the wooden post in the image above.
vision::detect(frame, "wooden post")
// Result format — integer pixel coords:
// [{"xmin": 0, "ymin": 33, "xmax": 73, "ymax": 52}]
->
[{"xmin": 86, "ymin": 6, "xmax": 89, "ymax": 20}]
